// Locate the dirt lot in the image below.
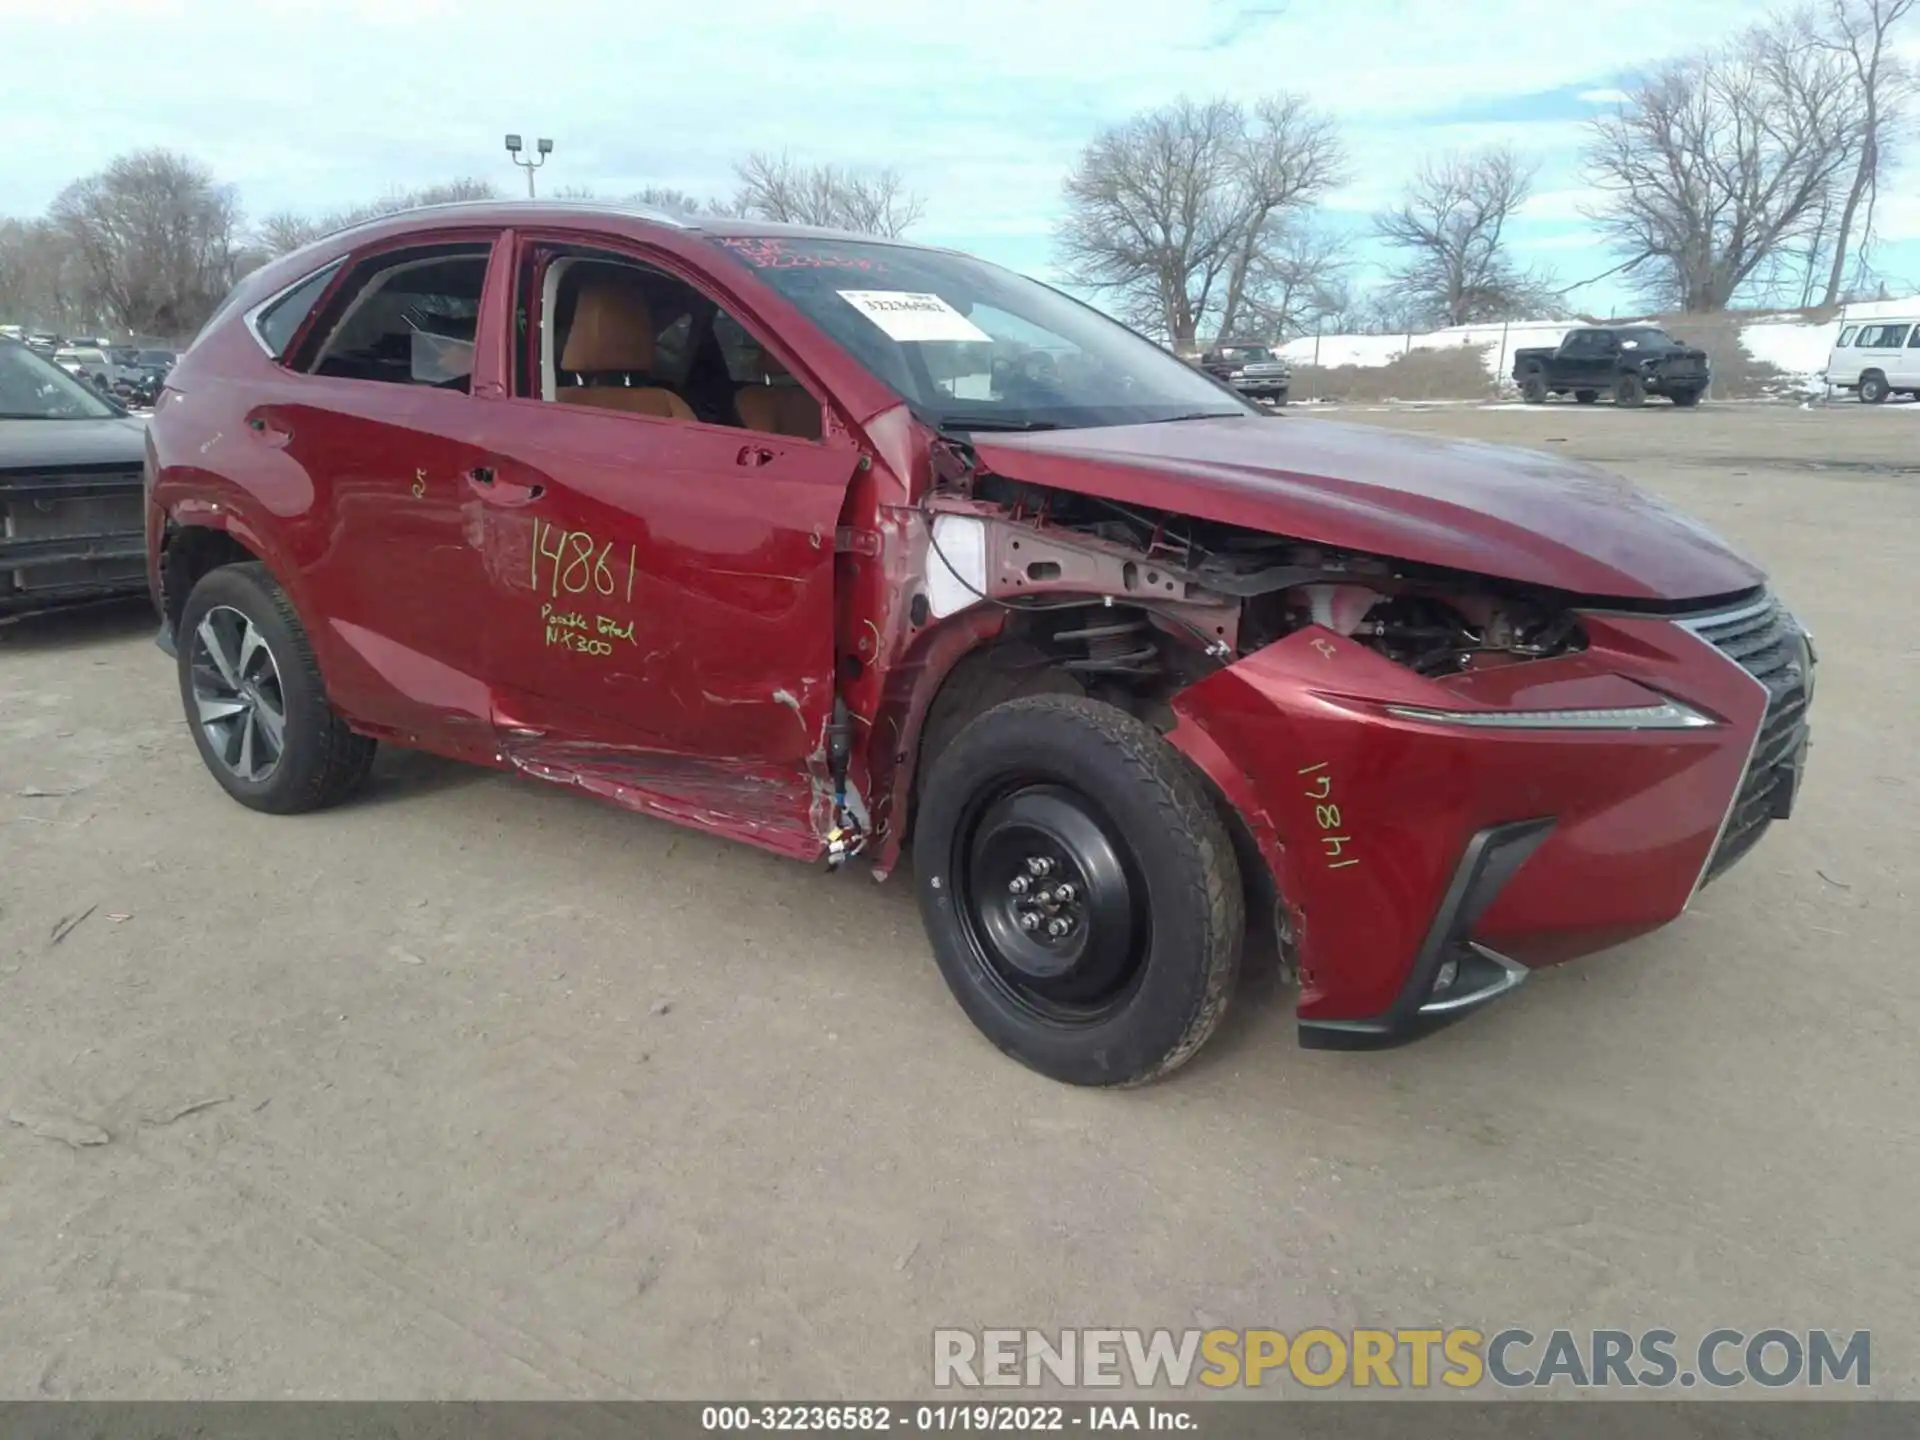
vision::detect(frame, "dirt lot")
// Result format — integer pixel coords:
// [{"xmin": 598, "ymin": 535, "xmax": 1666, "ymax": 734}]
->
[{"xmin": 2, "ymin": 402, "xmax": 1916, "ymax": 1400}]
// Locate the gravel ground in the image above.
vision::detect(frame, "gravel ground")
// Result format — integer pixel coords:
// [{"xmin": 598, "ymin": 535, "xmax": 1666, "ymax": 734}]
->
[{"xmin": 1, "ymin": 401, "xmax": 1914, "ymax": 1400}]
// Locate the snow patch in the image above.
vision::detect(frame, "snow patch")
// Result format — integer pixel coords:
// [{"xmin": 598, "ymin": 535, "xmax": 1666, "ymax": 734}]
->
[{"xmin": 1738, "ymin": 320, "xmax": 1840, "ymax": 393}]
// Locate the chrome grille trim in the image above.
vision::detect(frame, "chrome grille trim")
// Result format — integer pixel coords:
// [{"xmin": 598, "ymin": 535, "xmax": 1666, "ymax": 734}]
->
[{"xmin": 1674, "ymin": 594, "xmax": 1809, "ymax": 902}]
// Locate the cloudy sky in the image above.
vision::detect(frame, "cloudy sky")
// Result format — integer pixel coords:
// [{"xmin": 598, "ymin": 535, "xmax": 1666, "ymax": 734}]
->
[{"xmin": 5, "ymin": 0, "xmax": 1916, "ymax": 316}]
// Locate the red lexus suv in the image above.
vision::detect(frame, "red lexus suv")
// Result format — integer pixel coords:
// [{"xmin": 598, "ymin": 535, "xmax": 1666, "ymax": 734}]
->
[{"xmin": 145, "ymin": 202, "xmax": 1814, "ymax": 1085}]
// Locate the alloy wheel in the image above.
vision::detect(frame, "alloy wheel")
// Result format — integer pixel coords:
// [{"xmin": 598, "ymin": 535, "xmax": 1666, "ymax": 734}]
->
[{"xmin": 189, "ymin": 605, "xmax": 287, "ymax": 783}]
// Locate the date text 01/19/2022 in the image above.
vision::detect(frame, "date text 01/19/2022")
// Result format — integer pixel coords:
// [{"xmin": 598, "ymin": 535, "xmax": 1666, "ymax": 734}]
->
[{"xmin": 698, "ymin": 1403, "xmax": 1197, "ymax": 1431}]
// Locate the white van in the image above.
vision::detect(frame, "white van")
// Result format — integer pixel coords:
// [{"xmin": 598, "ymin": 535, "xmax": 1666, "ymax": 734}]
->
[{"xmin": 1825, "ymin": 316, "xmax": 1920, "ymax": 402}]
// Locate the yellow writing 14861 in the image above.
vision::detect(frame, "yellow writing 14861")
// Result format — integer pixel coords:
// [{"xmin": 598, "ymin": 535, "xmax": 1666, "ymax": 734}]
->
[
  {"xmin": 532, "ymin": 518, "xmax": 637, "ymax": 602},
  {"xmin": 1298, "ymin": 761, "xmax": 1357, "ymax": 870}
]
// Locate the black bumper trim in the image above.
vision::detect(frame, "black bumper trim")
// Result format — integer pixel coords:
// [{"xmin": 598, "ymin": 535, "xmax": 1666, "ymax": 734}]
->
[{"xmin": 1299, "ymin": 817, "xmax": 1555, "ymax": 1051}]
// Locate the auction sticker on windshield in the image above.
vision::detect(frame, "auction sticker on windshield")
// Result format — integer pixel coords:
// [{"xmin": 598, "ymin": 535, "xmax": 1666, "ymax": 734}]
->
[{"xmin": 837, "ymin": 290, "xmax": 991, "ymax": 343}]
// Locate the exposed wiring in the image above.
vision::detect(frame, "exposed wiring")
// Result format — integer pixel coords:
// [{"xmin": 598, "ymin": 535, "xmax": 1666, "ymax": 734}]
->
[{"xmin": 922, "ymin": 512, "xmax": 1106, "ymax": 613}]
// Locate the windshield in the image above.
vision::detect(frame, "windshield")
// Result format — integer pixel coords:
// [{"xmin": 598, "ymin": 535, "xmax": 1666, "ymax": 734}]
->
[
  {"xmin": 713, "ymin": 235, "xmax": 1252, "ymax": 431},
  {"xmin": 1220, "ymin": 347, "xmax": 1274, "ymax": 364},
  {"xmin": 0, "ymin": 340, "xmax": 120, "ymax": 419},
  {"xmin": 1619, "ymin": 328, "xmax": 1677, "ymax": 348}
]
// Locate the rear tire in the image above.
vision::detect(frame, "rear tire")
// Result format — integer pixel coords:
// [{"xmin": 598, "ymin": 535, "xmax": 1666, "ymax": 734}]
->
[
  {"xmin": 914, "ymin": 695, "xmax": 1243, "ymax": 1086},
  {"xmin": 1860, "ymin": 371, "xmax": 1890, "ymax": 404},
  {"xmin": 1519, "ymin": 368, "xmax": 1548, "ymax": 403},
  {"xmin": 1574, "ymin": 389, "xmax": 1599, "ymax": 404},
  {"xmin": 177, "ymin": 562, "xmax": 376, "ymax": 814},
  {"xmin": 1614, "ymin": 372, "xmax": 1646, "ymax": 407}
]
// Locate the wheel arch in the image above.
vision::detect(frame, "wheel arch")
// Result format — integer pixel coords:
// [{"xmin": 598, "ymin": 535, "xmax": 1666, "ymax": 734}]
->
[
  {"xmin": 871, "ymin": 599, "xmax": 1275, "ymax": 957},
  {"xmin": 158, "ymin": 515, "xmax": 268, "ymax": 640}
]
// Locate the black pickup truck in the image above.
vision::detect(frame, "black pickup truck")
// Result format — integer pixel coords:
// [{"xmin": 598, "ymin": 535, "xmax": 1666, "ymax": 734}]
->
[{"xmin": 1511, "ymin": 326, "xmax": 1710, "ymax": 407}]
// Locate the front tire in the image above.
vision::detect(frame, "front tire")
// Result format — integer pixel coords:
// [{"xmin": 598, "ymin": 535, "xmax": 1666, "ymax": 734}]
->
[
  {"xmin": 1670, "ymin": 386, "xmax": 1702, "ymax": 408},
  {"xmin": 914, "ymin": 695, "xmax": 1243, "ymax": 1086},
  {"xmin": 177, "ymin": 562, "xmax": 376, "ymax": 814}
]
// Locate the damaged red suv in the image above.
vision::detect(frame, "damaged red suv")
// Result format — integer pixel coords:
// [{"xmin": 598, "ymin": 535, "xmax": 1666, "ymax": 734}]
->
[{"xmin": 146, "ymin": 203, "xmax": 1814, "ymax": 1085}]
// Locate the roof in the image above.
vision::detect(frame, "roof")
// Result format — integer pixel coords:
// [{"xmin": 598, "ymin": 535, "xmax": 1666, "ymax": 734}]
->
[{"xmin": 305, "ymin": 199, "xmax": 937, "ymax": 253}]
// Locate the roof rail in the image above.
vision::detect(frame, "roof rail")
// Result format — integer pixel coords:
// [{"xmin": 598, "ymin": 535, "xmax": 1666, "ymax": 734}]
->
[{"xmin": 297, "ymin": 197, "xmax": 694, "ymax": 251}]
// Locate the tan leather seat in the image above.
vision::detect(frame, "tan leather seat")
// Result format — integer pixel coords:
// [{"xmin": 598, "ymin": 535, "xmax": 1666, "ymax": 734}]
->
[
  {"xmin": 735, "ymin": 383, "xmax": 822, "ymax": 440},
  {"xmin": 733, "ymin": 347, "xmax": 822, "ymax": 439},
  {"xmin": 557, "ymin": 272, "xmax": 694, "ymax": 421}
]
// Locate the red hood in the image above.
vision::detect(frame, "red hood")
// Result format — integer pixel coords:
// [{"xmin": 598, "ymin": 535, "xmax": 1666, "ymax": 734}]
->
[{"xmin": 967, "ymin": 417, "xmax": 1762, "ymax": 602}]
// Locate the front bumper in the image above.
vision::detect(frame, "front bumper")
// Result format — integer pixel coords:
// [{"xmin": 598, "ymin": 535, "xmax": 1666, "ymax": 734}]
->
[
  {"xmin": 1645, "ymin": 365, "xmax": 1709, "ymax": 393},
  {"xmin": 1168, "ymin": 596, "xmax": 1811, "ymax": 1047},
  {"xmin": 1, "ymin": 467, "xmax": 148, "ymax": 615},
  {"xmin": 1231, "ymin": 376, "xmax": 1291, "ymax": 398}
]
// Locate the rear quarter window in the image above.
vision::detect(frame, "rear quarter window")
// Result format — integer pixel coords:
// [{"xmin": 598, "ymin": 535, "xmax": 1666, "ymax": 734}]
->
[{"xmin": 253, "ymin": 262, "xmax": 343, "ymax": 358}]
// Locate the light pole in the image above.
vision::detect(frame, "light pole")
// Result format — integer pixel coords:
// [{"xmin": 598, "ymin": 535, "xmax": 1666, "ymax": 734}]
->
[{"xmin": 504, "ymin": 134, "xmax": 553, "ymax": 198}]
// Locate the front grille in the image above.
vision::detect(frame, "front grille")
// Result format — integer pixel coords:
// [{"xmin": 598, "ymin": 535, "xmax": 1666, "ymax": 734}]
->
[
  {"xmin": 1687, "ymin": 596, "xmax": 1811, "ymax": 884},
  {"xmin": 1, "ymin": 465, "xmax": 146, "ymax": 599}
]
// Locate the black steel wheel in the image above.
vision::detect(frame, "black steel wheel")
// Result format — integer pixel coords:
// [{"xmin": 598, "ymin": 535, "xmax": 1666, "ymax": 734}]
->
[
  {"xmin": 915, "ymin": 695, "xmax": 1243, "ymax": 1086},
  {"xmin": 961, "ymin": 784, "xmax": 1146, "ymax": 1024}
]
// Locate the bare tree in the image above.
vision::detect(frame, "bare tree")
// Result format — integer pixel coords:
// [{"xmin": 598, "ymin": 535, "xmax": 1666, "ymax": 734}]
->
[
  {"xmin": 629, "ymin": 185, "xmax": 726, "ymax": 218},
  {"xmin": 1584, "ymin": 19, "xmax": 1863, "ymax": 310},
  {"xmin": 1213, "ymin": 97, "xmax": 1346, "ymax": 341},
  {"xmin": 1376, "ymin": 146, "xmax": 1551, "ymax": 325},
  {"xmin": 258, "ymin": 177, "xmax": 498, "ymax": 257},
  {"xmin": 1055, "ymin": 95, "xmax": 1342, "ymax": 350},
  {"xmin": 1227, "ymin": 221, "xmax": 1353, "ymax": 338},
  {"xmin": 731, "ymin": 153, "xmax": 925, "ymax": 236},
  {"xmin": 1813, "ymin": 0, "xmax": 1916, "ymax": 305},
  {"xmin": 0, "ymin": 218, "xmax": 95, "ymax": 331},
  {"xmin": 50, "ymin": 149, "xmax": 241, "ymax": 338}
]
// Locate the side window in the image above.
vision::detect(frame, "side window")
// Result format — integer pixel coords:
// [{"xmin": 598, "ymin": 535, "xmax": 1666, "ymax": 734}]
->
[
  {"xmin": 1836, "ymin": 326, "xmax": 1857, "ymax": 347},
  {"xmin": 535, "ymin": 251, "xmax": 822, "ymax": 440},
  {"xmin": 252, "ymin": 262, "xmax": 342, "ymax": 359},
  {"xmin": 1561, "ymin": 332, "xmax": 1592, "ymax": 357},
  {"xmin": 305, "ymin": 245, "xmax": 491, "ymax": 390},
  {"xmin": 1907, "ymin": 327, "xmax": 1920, "ymax": 349}
]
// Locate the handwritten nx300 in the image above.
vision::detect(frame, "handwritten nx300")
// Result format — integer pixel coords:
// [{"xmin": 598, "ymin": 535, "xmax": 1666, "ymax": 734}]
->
[{"xmin": 531, "ymin": 518, "xmax": 638, "ymax": 602}]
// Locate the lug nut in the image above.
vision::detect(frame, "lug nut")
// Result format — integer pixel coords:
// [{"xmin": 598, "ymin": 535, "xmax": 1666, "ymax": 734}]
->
[
  {"xmin": 1053, "ymin": 883, "xmax": 1076, "ymax": 903},
  {"xmin": 1008, "ymin": 876, "xmax": 1029, "ymax": 895},
  {"xmin": 1026, "ymin": 856, "xmax": 1054, "ymax": 877},
  {"xmin": 1019, "ymin": 911, "xmax": 1042, "ymax": 932},
  {"xmin": 1047, "ymin": 917, "xmax": 1071, "ymax": 937}
]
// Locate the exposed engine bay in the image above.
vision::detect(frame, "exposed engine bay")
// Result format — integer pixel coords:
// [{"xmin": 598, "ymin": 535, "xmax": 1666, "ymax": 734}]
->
[{"xmin": 924, "ymin": 464, "xmax": 1589, "ymax": 701}]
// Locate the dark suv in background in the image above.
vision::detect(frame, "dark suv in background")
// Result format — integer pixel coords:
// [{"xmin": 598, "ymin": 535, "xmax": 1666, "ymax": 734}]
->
[{"xmin": 1199, "ymin": 343, "xmax": 1291, "ymax": 404}]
